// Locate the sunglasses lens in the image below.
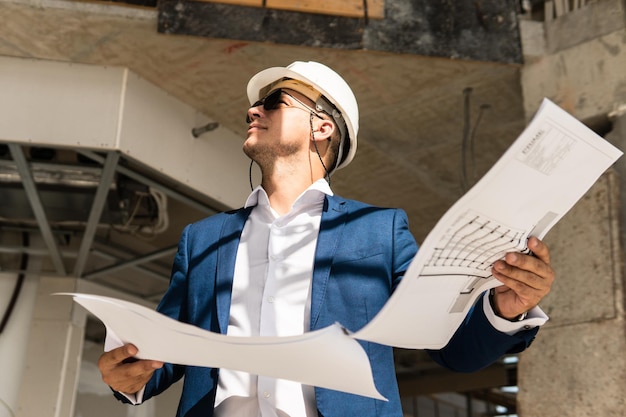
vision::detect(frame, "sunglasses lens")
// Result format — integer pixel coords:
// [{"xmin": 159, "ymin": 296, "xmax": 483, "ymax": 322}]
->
[
  {"xmin": 262, "ymin": 90, "xmax": 282, "ymax": 110},
  {"xmin": 246, "ymin": 90, "xmax": 284, "ymax": 123}
]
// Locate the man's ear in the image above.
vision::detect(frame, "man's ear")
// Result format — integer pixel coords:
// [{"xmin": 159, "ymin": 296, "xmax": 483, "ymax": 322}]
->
[{"xmin": 312, "ymin": 119, "xmax": 335, "ymax": 142}]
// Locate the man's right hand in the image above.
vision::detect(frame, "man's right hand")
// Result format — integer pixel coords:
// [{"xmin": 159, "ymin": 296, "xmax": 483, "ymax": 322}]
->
[{"xmin": 97, "ymin": 343, "xmax": 164, "ymax": 395}]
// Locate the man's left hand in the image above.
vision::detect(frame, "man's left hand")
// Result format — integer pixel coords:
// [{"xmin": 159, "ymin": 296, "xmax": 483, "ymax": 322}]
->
[{"xmin": 491, "ymin": 236, "xmax": 555, "ymax": 320}]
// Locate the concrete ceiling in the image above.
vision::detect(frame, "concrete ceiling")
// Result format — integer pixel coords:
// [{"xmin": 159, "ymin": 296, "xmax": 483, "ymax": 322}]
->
[{"xmin": 0, "ymin": 0, "xmax": 527, "ymax": 242}]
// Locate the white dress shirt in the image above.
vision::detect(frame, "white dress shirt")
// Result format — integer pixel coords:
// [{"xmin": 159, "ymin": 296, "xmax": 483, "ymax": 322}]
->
[{"xmin": 214, "ymin": 179, "xmax": 332, "ymax": 417}]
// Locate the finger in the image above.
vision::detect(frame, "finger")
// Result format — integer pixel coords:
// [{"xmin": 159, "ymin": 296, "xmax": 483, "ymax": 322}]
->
[
  {"xmin": 102, "ymin": 359, "xmax": 163, "ymax": 392},
  {"xmin": 492, "ymin": 260, "xmax": 551, "ymax": 296},
  {"xmin": 498, "ymin": 277, "xmax": 542, "ymax": 301},
  {"xmin": 493, "ymin": 255, "xmax": 534, "ymax": 281},
  {"xmin": 528, "ymin": 236, "xmax": 551, "ymax": 265},
  {"xmin": 492, "ymin": 257, "xmax": 553, "ymax": 306},
  {"xmin": 98, "ymin": 344, "xmax": 138, "ymax": 372},
  {"xmin": 502, "ymin": 250, "xmax": 554, "ymax": 284},
  {"xmin": 119, "ymin": 360, "xmax": 163, "ymax": 379},
  {"xmin": 493, "ymin": 264, "xmax": 541, "ymax": 293},
  {"xmin": 114, "ymin": 344, "xmax": 138, "ymax": 363}
]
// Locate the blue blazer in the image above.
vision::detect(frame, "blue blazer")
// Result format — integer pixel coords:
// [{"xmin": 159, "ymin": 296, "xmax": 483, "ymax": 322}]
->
[{"xmin": 119, "ymin": 195, "xmax": 538, "ymax": 417}]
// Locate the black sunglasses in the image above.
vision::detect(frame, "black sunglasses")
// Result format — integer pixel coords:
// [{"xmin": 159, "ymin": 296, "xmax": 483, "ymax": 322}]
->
[{"xmin": 246, "ymin": 89, "xmax": 323, "ymax": 123}]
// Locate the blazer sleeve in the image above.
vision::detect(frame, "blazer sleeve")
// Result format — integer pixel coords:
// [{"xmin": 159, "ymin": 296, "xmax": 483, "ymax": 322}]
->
[
  {"xmin": 425, "ymin": 293, "xmax": 539, "ymax": 372},
  {"xmin": 391, "ymin": 208, "xmax": 420, "ymax": 292}
]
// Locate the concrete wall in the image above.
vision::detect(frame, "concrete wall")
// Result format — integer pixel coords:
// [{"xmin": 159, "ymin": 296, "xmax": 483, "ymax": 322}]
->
[
  {"xmin": 521, "ymin": 2, "xmax": 626, "ymax": 123},
  {"xmin": 517, "ymin": 169, "xmax": 626, "ymax": 416},
  {"xmin": 518, "ymin": 1, "xmax": 626, "ymax": 415}
]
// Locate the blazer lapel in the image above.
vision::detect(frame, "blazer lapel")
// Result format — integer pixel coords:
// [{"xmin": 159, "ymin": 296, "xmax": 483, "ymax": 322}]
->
[
  {"xmin": 310, "ymin": 195, "xmax": 347, "ymax": 330},
  {"xmin": 216, "ymin": 207, "xmax": 252, "ymax": 334}
]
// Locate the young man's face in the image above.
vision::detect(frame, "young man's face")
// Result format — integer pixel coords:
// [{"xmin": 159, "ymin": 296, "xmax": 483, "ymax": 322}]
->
[{"xmin": 243, "ymin": 89, "xmax": 321, "ymax": 169}]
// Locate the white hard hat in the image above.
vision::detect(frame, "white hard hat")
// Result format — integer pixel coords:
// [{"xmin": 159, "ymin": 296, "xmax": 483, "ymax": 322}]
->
[{"xmin": 247, "ymin": 61, "xmax": 359, "ymax": 171}]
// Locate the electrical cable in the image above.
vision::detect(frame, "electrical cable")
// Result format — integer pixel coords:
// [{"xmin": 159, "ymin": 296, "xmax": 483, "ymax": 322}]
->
[
  {"xmin": 310, "ymin": 113, "xmax": 331, "ymax": 185},
  {"xmin": 461, "ymin": 87, "xmax": 472, "ymax": 192},
  {"xmin": 469, "ymin": 103, "xmax": 491, "ymax": 184},
  {"xmin": 249, "ymin": 159, "xmax": 255, "ymax": 191},
  {"xmin": 148, "ymin": 187, "xmax": 169, "ymax": 234},
  {"xmin": 461, "ymin": 88, "xmax": 490, "ymax": 191},
  {"xmin": 0, "ymin": 232, "xmax": 29, "ymax": 334},
  {"xmin": 0, "ymin": 397, "xmax": 16, "ymax": 417}
]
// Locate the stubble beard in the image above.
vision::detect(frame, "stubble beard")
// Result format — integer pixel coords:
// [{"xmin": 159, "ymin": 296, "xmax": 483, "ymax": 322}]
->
[{"xmin": 243, "ymin": 137, "xmax": 302, "ymax": 175}]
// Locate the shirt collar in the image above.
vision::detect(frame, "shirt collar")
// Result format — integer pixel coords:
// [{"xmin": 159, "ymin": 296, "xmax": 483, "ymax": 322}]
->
[{"xmin": 244, "ymin": 178, "xmax": 333, "ymax": 210}]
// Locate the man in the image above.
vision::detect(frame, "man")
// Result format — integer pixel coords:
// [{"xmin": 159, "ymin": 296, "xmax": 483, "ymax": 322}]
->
[{"xmin": 98, "ymin": 61, "xmax": 554, "ymax": 417}]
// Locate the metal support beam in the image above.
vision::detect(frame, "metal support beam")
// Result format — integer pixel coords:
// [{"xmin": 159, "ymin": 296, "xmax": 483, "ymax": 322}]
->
[
  {"xmin": 83, "ymin": 245, "xmax": 178, "ymax": 280},
  {"xmin": 73, "ymin": 151, "xmax": 120, "ymax": 277},
  {"xmin": 0, "ymin": 244, "xmax": 77, "ymax": 258},
  {"xmin": 90, "ymin": 248, "xmax": 171, "ymax": 282},
  {"xmin": 7, "ymin": 143, "xmax": 67, "ymax": 275},
  {"xmin": 397, "ymin": 363, "xmax": 515, "ymax": 397},
  {"xmin": 158, "ymin": 0, "xmax": 524, "ymax": 63}
]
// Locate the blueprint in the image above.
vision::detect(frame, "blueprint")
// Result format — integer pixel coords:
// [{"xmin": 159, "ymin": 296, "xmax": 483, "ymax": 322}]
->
[{"xmin": 61, "ymin": 293, "xmax": 385, "ymax": 400}]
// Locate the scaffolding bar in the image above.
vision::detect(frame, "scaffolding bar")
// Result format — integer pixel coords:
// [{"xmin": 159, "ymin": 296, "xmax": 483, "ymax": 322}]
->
[
  {"xmin": 73, "ymin": 152, "xmax": 120, "ymax": 277},
  {"xmin": 7, "ymin": 144, "xmax": 67, "ymax": 275}
]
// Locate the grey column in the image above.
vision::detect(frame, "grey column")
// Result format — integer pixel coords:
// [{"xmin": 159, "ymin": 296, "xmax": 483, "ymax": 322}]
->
[{"xmin": 517, "ymin": 111, "xmax": 626, "ymax": 416}]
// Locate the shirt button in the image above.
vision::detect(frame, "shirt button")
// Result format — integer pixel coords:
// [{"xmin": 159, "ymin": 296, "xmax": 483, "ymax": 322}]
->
[
  {"xmin": 263, "ymin": 391, "xmax": 270, "ymax": 398},
  {"xmin": 268, "ymin": 296, "xmax": 275, "ymax": 303}
]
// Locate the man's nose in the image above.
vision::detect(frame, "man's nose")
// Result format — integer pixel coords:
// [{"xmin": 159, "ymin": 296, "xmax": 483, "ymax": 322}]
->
[{"xmin": 246, "ymin": 106, "xmax": 262, "ymax": 123}]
